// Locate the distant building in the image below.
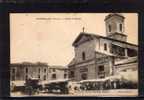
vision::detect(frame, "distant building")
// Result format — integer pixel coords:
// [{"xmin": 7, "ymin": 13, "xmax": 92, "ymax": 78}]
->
[
  {"xmin": 10, "ymin": 62, "xmax": 68, "ymax": 82},
  {"xmin": 10, "ymin": 62, "xmax": 48, "ymax": 81},
  {"xmin": 68, "ymin": 13, "xmax": 138, "ymax": 81},
  {"xmin": 48, "ymin": 66, "xmax": 68, "ymax": 80}
]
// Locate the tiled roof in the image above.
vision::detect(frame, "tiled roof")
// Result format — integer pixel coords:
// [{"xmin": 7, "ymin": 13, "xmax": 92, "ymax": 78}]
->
[
  {"xmin": 72, "ymin": 32, "xmax": 138, "ymax": 47},
  {"xmin": 11, "ymin": 62, "xmax": 48, "ymax": 67}
]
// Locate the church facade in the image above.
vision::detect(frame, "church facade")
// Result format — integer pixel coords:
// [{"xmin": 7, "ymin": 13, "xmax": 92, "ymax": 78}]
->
[{"xmin": 68, "ymin": 13, "xmax": 138, "ymax": 81}]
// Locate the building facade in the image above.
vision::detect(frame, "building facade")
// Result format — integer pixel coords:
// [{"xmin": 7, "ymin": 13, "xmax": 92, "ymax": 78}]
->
[
  {"xmin": 68, "ymin": 13, "xmax": 138, "ymax": 81},
  {"xmin": 10, "ymin": 62, "xmax": 48, "ymax": 81},
  {"xmin": 48, "ymin": 66, "xmax": 68, "ymax": 81},
  {"xmin": 10, "ymin": 62, "xmax": 68, "ymax": 82}
]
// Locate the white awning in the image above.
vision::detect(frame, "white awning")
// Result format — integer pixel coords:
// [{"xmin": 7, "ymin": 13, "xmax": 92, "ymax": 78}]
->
[
  {"xmin": 119, "ymin": 70, "xmax": 138, "ymax": 83},
  {"xmin": 11, "ymin": 81, "xmax": 25, "ymax": 86},
  {"xmin": 47, "ymin": 79, "xmax": 69, "ymax": 84}
]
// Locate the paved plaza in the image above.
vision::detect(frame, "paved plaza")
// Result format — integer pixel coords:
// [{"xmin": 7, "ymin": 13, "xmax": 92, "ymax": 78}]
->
[{"xmin": 11, "ymin": 89, "xmax": 138, "ymax": 97}]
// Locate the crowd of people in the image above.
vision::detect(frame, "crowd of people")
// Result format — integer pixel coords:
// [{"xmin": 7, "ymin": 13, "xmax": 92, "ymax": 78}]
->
[{"xmin": 11, "ymin": 77, "xmax": 137, "ymax": 95}]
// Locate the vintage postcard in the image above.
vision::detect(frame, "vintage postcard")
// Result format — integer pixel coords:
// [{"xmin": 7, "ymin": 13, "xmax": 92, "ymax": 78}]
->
[{"xmin": 10, "ymin": 13, "xmax": 138, "ymax": 97}]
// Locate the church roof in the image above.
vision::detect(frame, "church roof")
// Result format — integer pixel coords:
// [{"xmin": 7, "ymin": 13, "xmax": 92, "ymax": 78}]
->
[
  {"xmin": 72, "ymin": 32, "xmax": 138, "ymax": 47},
  {"xmin": 68, "ymin": 58, "xmax": 76, "ymax": 67},
  {"xmin": 105, "ymin": 13, "xmax": 125, "ymax": 21}
]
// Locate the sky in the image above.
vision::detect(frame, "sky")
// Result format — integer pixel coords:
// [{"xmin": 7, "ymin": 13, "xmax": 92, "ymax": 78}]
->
[{"xmin": 10, "ymin": 13, "xmax": 138, "ymax": 66}]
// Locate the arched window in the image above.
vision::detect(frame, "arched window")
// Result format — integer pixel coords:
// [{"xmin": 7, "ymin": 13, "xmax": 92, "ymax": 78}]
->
[
  {"xmin": 119, "ymin": 23, "xmax": 122, "ymax": 32},
  {"xmin": 38, "ymin": 75, "xmax": 40, "ymax": 79},
  {"xmin": 25, "ymin": 75, "xmax": 28, "ymax": 80},
  {"xmin": 70, "ymin": 71, "xmax": 74, "ymax": 78},
  {"xmin": 82, "ymin": 52, "xmax": 86, "ymax": 60},
  {"xmin": 38, "ymin": 68, "xmax": 40, "ymax": 73},
  {"xmin": 81, "ymin": 73, "xmax": 87, "ymax": 80},
  {"xmin": 104, "ymin": 43, "xmax": 107, "ymax": 51},
  {"xmin": 44, "ymin": 68, "xmax": 46, "ymax": 73},
  {"xmin": 25, "ymin": 68, "xmax": 28, "ymax": 73},
  {"xmin": 43, "ymin": 75, "xmax": 46, "ymax": 80},
  {"xmin": 108, "ymin": 24, "xmax": 111, "ymax": 32},
  {"xmin": 64, "ymin": 74, "xmax": 67, "ymax": 78},
  {"xmin": 12, "ymin": 68, "xmax": 15, "ymax": 73},
  {"xmin": 98, "ymin": 65, "xmax": 104, "ymax": 72},
  {"xmin": 52, "ymin": 74, "xmax": 56, "ymax": 79}
]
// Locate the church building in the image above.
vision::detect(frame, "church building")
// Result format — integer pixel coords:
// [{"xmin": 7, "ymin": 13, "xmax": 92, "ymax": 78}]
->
[{"xmin": 68, "ymin": 13, "xmax": 138, "ymax": 81}]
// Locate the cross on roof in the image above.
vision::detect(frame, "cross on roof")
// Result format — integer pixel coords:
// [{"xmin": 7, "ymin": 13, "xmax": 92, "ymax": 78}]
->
[{"xmin": 82, "ymin": 27, "xmax": 85, "ymax": 32}]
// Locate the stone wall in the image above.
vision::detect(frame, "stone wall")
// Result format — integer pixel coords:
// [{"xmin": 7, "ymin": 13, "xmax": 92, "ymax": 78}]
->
[{"xmin": 74, "ymin": 39, "xmax": 96, "ymax": 63}]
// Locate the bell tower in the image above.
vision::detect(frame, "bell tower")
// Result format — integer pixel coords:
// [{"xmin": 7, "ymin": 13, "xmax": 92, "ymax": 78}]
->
[{"xmin": 105, "ymin": 13, "xmax": 127, "ymax": 41}]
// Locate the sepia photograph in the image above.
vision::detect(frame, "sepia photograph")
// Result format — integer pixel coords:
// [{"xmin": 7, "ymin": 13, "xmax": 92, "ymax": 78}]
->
[{"xmin": 10, "ymin": 13, "xmax": 138, "ymax": 97}]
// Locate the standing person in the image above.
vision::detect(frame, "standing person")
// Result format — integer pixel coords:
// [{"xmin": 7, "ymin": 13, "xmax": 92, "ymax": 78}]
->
[
  {"xmin": 69, "ymin": 85, "xmax": 75, "ymax": 95},
  {"xmin": 27, "ymin": 85, "xmax": 33, "ymax": 95}
]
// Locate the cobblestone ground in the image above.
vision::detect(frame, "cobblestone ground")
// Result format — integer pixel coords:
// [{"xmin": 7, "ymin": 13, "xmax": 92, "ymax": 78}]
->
[{"xmin": 11, "ymin": 89, "xmax": 138, "ymax": 97}]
